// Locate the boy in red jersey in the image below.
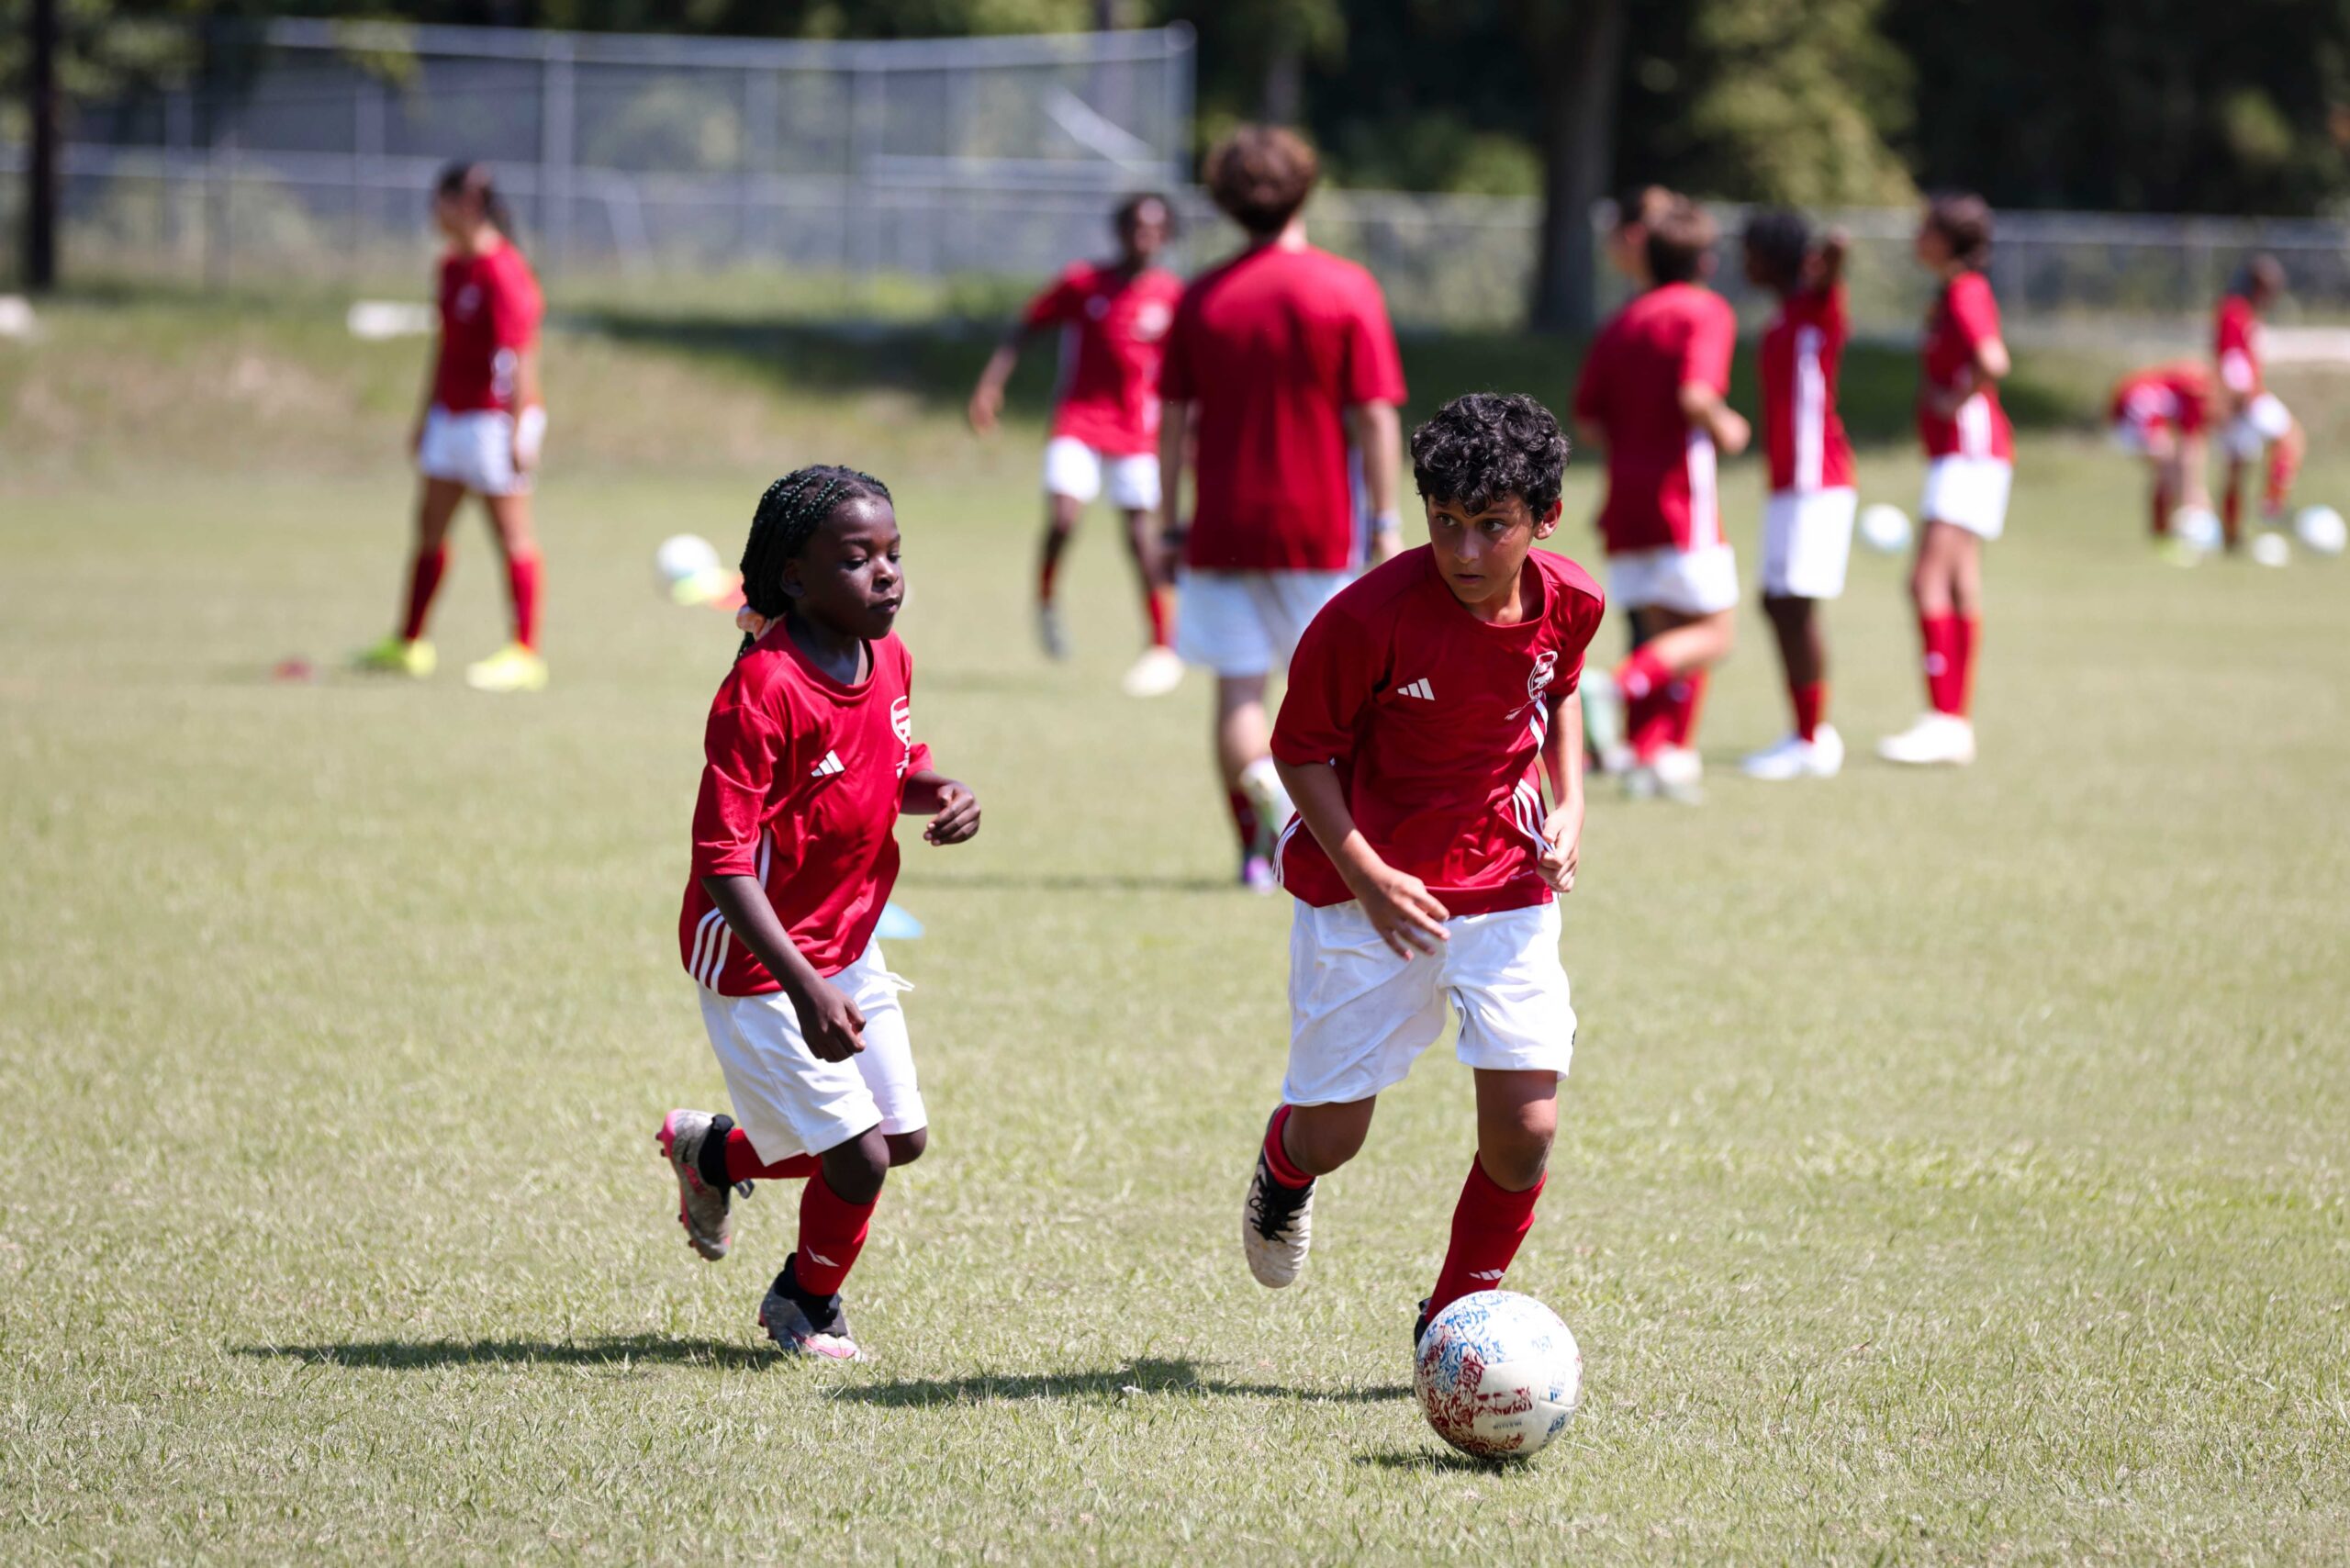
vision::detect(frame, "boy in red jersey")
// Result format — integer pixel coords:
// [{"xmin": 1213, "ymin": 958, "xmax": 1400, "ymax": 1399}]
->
[
  {"xmin": 1740, "ymin": 209, "xmax": 1854, "ymax": 781},
  {"xmin": 655, "ymin": 466, "xmax": 980, "ymax": 1361},
  {"xmin": 1571, "ymin": 196, "xmax": 1747, "ymax": 802},
  {"xmin": 1159, "ymin": 126, "xmax": 1408, "ymax": 890},
  {"xmin": 1236, "ymin": 393, "xmax": 1602, "ymax": 1350},
  {"xmin": 2109, "ymin": 361, "xmax": 2214, "ymax": 543},
  {"xmin": 968, "ymin": 193, "xmax": 1187, "ymax": 696},
  {"xmin": 356, "ymin": 162, "xmax": 550, "ymax": 693},
  {"xmin": 1881, "ymin": 195, "xmax": 2012, "ymax": 767},
  {"xmin": 2213, "ymin": 255, "xmax": 2303, "ymax": 551}
]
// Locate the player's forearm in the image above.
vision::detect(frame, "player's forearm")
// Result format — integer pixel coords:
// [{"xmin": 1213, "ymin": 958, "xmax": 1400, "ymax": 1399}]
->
[
  {"xmin": 515, "ymin": 345, "xmax": 543, "ymax": 410},
  {"xmin": 1347, "ymin": 400, "xmax": 1403, "ymax": 515},
  {"xmin": 1544, "ymin": 689, "xmax": 1585, "ymax": 811},
  {"xmin": 1275, "ymin": 756, "xmax": 1389, "ymax": 896},
  {"xmin": 700, "ymin": 874, "xmax": 828, "ymax": 1002},
  {"xmin": 1974, "ymin": 339, "xmax": 2010, "ymax": 383},
  {"xmin": 976, "ymin": 342, "xmax": 1021, "ymax": 396},
  {"xmin": 1158, "ymin": 403, "xmax": 1192, "ymax": 531},
  {"xmin": 900, "ymin": 767, "xmax": 961, "ymax": 815}
]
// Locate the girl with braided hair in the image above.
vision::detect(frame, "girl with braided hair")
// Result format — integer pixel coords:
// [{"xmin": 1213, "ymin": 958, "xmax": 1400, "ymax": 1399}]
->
[{"xmin": 656, "ymin": 466, "xmax": 980, "ymax": 1361}]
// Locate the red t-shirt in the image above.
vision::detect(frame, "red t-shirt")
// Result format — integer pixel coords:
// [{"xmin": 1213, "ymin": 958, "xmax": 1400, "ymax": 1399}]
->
[
  {"xmin": 1159, "ymin": 243, "xmax": 1407, "ymax": 572},
  {"xmin": 1918, "ymin": 272, "xmax": 2012, "ymax": 461},
  {"xmin": 1271, "ymin": 547, "xmax": 1606, "ymax": 918},
  {"xmin": 2214, "ymin": 295, "xmax": 2263, "ymax": 397},
  {"xmin": 679, "ymin": 628, "xmax": 934, "ymax": 993},
  {"xmin": 1571, "ymin": 282, "xmax": 1737, "ymax": 555},
  {"xmin": 432, "ymin": 241, "xmax": 543, "ymax": 414},
  {"xmin": 1022, "ymin": 261, "xmax": 1182, "ymax": 456},
  {"xmin": 1760, "ymin": 284, "xmax": 1855, "ymax": 494},
  {"xmin": 2109, "ymin": 362, "xmax": 2210, "ymax": 436}
]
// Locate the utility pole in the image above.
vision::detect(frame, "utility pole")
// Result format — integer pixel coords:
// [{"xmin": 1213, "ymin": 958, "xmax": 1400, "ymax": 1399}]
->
[{"xmin": 24, "ymin": 0, "xmax": 61, "ymax": 290}]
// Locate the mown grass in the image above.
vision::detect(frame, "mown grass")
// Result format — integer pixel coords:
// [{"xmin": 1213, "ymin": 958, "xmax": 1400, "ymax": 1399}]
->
[{"xmin": 2, "ymin": 298, "xmax": 2347, "ymax": 1562}]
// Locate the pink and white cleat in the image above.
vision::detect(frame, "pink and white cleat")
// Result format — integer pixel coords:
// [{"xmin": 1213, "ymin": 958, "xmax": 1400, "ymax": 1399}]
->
[
  {"xmin": 655, "ymin": 1109, "xmax": 740, "ymax": 1261},
  {"xmin": 758, "ymin": 1260, "xmax": 864, "ymax": 1361}
]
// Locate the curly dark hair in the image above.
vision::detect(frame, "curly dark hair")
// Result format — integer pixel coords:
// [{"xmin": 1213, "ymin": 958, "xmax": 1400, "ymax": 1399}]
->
[
  {"xmin": 1410, "ymin": 392, "xmax": 1571, "ymax": 518},
  {"xmin": 1203, "ymin": 125, "xmax": 1319, "ymax": 236},
  {"xmin": 735, "ymin": 464, "xmax": 893, "ymax": 659}
]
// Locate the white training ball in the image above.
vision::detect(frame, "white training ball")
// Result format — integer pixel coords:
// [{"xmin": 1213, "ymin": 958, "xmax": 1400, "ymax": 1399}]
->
[
  {"xmin": 2251, "ymin": 532, "xmax": 2292, "ymax": 568},
  {"xmin": 655, "ymin": 532, "xmax": 722, "ymax": 588},
  {"xmin": 1413, "ymin": 1291, "xmax": 1582, "ymax": 1462},
  {"xmin": 1858, "ymin": 503, "xmax": 1912, "ymax": 555},
  {"xmin": 2172, "ymin": 507, "xmax": 2223, "ymax": 554},
  {"xmin": 2294, "ymin": 505, "xmax": 2345, "ymax": 556}
]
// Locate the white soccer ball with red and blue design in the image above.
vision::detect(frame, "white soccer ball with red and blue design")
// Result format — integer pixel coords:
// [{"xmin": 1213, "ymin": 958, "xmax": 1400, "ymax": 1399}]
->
[
  {"xmin": 1858, "ymin": 503, "xmax": 1912, "ymax": 555},
  {"xmin": 1414, "ymin": 1290, "xmax": 1582, "ymax": 1461},
  {"xmin": 2295, "ymin": 505, "xmax": 2345, "ymax": 556}
]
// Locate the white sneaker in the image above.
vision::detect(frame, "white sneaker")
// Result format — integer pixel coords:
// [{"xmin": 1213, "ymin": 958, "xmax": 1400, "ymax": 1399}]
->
[
  {"xmin": 1628, "ymin": 745, "xmax": 1704, "ymax": 803},
  {"xmin": 1876, "ymin": 712, "xmax": 1975, "ymax": 767},
  {"xmin": 1741, "ymin": 723, "xmax": 1844, "ymax": 781},
  {"xmin": 1036, "ymin": 603, "xmax": 1069, "ymax": 661},
  {"xmin": 1120, "ymin": 644, "xmax": 1185, "ymax": 698},
  {"xmin": 1237, "ymin": 756, "xmax": 1294, "ymax": 839},
  {"xmin": 1579, "ymin": 667, "xmax": 1628, "ymax": 771},
  {"xmin": 1241, "ymin": 1147, "xmax": 1315, "ymax": 1289}
]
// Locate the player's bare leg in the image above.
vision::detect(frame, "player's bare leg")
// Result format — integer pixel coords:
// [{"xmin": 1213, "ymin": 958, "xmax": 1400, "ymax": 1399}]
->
[
  {"xmin": 1035, "ymin": 492, "xmax": 1082, "ymax": 660},
  {"xmin": 467, "ymin": 490, "xmax": 548, "ymax": 692},
  {"xmin": 358, "ymin": 476, "xmax": 465, "ymax": 676},
  {"xmin": 1243, "ymin": 1097, "xmax": 1374, "ymax": 1288},
  {"xmin": 1745, "ymin": 594, "xmax": 1841, "ymax": 779},
  {"xmin": 1118, "ymin": 504, "xmax": 1183, "ymax": 697},
  {"xmin": 1882, "ymin": 520, "xmax": 1980, "ymax": 765},
  {"xmin": 1217, "ymin": 674, "xmax": 1288, "ymax": 889},
  {"xmin": 1417, "ymin": 1070, "xmax": 1557, "ymax": 1343}
]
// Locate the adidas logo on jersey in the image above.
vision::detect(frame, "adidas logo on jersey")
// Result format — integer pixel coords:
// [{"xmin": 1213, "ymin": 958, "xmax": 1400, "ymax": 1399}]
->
[
  {"xmin": 810, "ymin": 750, "xmax": 845, "ymax": 778},
  {"xmin": 1399, "ymin": 678, "xmax": 1437, "ymax": 701}
]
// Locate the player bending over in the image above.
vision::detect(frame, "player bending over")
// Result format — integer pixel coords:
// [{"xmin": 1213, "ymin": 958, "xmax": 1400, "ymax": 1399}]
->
[
  {"xmin": 968, "ymin": 193, "xmax": 1186, "ymax": 696},
  {"xmin": 1572, "ymin": 195, "xmax": 1748, "ymax": 802},
  {"xmin": 2214, "ymin": 255, "xmax": 2303, "ymax": 551},
  {"xmin": 356, "ymin": 162, "xmax": 550, "ymax": 693},
  {"xmin": 1237, "ymin": 392, "xmax": 1603, "ymax": 1350},
  {"xmin": 1880, "ymin": 194, "xmax": 2012, "ymax": 768},
  {"xmin": 2108, "ymin": 361, "xmax": 2214, "ymax": 546},
  {"xmin": 656, "ymin": 466, "xmax": 980, "ymax": 1361}
]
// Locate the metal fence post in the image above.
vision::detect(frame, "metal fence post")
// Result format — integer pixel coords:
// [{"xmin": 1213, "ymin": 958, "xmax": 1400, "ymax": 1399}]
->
[
  {"xmin": 744, "ymin": 64, "xmax": 778, "ymax": 263},
  {"xmin": 540, "ymin": 39, "xmax": 575, "ymax": 276},
  {"xmin": 354, "ymin": 77, "xmax": 386, "ymax": 283}
]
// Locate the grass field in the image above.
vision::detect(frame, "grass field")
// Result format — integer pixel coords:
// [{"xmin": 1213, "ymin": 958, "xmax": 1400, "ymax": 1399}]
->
[{"xmin": 4, "ymin": 295, "xmax": 2348, "ymax": 1562}]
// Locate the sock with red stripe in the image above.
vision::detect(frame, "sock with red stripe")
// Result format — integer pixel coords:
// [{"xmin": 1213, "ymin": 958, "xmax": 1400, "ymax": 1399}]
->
[
  {"xmin": 1790, "ymin": 680, "xmax": 1826, "ymax": 744},
  {"xmin": 792, "ymin": 1169, "xmax": 876, "ymax": 1297},
  {"xmin": 1427, "ymin": 1156, "xmax": 1545, "ymax": 1320},
  {"xmin": 402, "ymin": 544, "xmax": 448, "ymax": 642},
  {"xmin": 1261, "ymin": 1104, "xmax": 1312, "ymax": 1191},
  {"xmin": 720, "ymin": 1124, "xmax": 818, "ymax": 1184},
  {"xmin": 1919, "ymin": 612, "xmax": 1964, "ymax": 716},
  {"xmin": 504, "ymin": 548, "xmax": 542, "ymax": 651},
  {"xmin": 1227, "ymin": 789, "xmax": 1261, "ymax": 857},
  {"xmin": 1145, "ymin": 587, "xmax": 1172, "ymax": 649}
]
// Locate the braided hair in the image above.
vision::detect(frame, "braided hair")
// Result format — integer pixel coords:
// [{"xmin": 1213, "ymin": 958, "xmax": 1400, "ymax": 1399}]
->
[{"xmin": 735, "ymin": 465, "xmax": 893, "ymax": 659}]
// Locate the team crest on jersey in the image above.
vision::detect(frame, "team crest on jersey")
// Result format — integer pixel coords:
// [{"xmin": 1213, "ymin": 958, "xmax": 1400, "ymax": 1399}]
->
[
  {"xmin": 891, "ymin": 696, "xmax": 912, "ymax": 745},
  {"xmin": 1528, "ymin": 649, "xmax": 1559, "ymax": 703},
  {"xmin": 454, "ymin": 283, "xmax": 482, "ymax": 319},
  {"xmin": 1132, "ymin": 300, "xmax": 1172, "ymax": 342}
]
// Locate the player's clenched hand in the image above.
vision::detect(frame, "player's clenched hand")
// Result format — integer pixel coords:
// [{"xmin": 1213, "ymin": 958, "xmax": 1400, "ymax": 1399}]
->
[
  {"xmin": 791, "ymin": 979, "xmax": 867, "ymax": 1061},
  {"xmin": 923, "ymin": 781, "xmax": 981, "ymax": 846},
  {"xmin": 967, "ymin": 386, "xmax": 1002, "ymax": 434},
  {"xmin": 1539, "ymin": 804, "xmax": 1582, "ymax": 894},
  {"xmin": 1359, "ymin": 864, "xmax": 1450, "ymax": 958}
]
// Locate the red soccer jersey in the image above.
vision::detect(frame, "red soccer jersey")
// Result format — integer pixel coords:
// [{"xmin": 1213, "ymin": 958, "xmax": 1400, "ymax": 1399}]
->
[
  {"xmin": 1918, "ymin": 271, "xmax": 2012, "ymax": 461},
  {"xmin": 2109, "ymin": 362, "xmax": 2210, "ymax": 436},
  {"xmin": 1760, "ymin": 284, "xmax": 1855, "ymax": 494},
  {"xmin": 1159, "ymin": 243, "xmax": 1407, "ymax": 572},
  {"xmin": 1571, "ymin": 282, "xmax": 1737, "ymax": 555},
  {"xmin": 1022, "ymin": 261, "xmax": 1182, "ymax": 456},
  {"xmin": 678, "ymin": 628, "xmax": 934, "ymax": 993},
  {"xmin": 1271, "ymin": 547, "xmax": 1606, "ymax": 917},
  {"xmin": 2214, "ymin": 295, "xmax": 2263, "ymax": 397},
  {"xmin": 432, "ymin": 241, "xmax": 543, "ymax": 414}
]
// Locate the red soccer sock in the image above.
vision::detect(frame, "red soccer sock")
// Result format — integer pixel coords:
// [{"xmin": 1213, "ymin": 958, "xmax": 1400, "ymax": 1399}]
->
[
  {"xmin": 504, "ymin": 548, "xmax": 542, "ymax": 651},
  {"xmin": 1790, "ymin": 680, "xmax": 1826, "ymax": 744},
  {"xmin": 1428, "ymin": 1156, "xmax": 1545, "ymax": 1320},
  {"xmin": 1952, "ymin": 615, "xmax": 1980, "ymax": 718},
  {"xmin": 2150, "ymin": 479, "xmax": 2174, "ymax": 538},
  {"xmin": 726, "ymin": 1126, "xmax": 818, "ymax": 1183},
  {"xmin": 1616, "ymin": 645, "xmax": 1677, "ymax": 760},
  {"xmin": 1145, "ymin": 586, "xmax": 1172, "ymax": 649},
  {"xmin": 1919, "ymin": 612, "xmax": 1964, "ymax": 716},
  {"xmin": 1227, "ymin": 789, "xmax": 1261, "ymax": 857},
  {"xmin": 2221, "ymin": 467, "xmax": 2245, "ymax": 546},
  {"xmin": 1261, "ymin": 1104, "xmax": 1312, "ymax": 1190},
  {"xmin": 401, "ymin": 544, "xmax": 449, "ymax": 642},
  {"xmin": 2265, "ymin": 446, "xmax": 2300, "ymax": 519},
  {"xmin": 793, "ymin": 1169, "xmax": 876, "ymax": 1297},
  {"xmin": 1666, "ymin": 668, "xmax": 1709, "ymax": 749},
  {"xmin": 1038, "ymin": 552, "xmax": 1061, "ymax": 606}
]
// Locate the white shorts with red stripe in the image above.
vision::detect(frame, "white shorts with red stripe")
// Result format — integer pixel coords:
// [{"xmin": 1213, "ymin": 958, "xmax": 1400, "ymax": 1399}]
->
[
  {"xmin": 1920, "ymin": 457, "xmax": 2013, "ymax": 540},
  {"xmin": 1761, "ymin": 487, "xmax": 1856, "ymax": 599},
  {"xmin": 2224, "ymin": 393, "xmax": 2292, "ymax": 461},
  {"xmin": 1607, "ymin": 543, "xmax": 1740, "ymax": 616}
]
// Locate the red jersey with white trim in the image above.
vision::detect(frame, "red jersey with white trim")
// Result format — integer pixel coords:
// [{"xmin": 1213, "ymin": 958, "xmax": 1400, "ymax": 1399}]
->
[
  {"xmin": 1572, "ymin": 282, "xmax": 1737, "ymax": 555},
  {"xmin": 1760, "ymin": 284, "xmax": 1855, "ymax": 493},
  {"xmin": 2109, "ymin": 362, "xmax": 2210, "ymax": 436},
  {"xmin": 1159, "ymin": 243, "xmax": 1407, "ymax": 572},
  {"xmin": 432, "ymin": 241, "xmax": 543, "ymax": 414},
  {"xmin": 1022, "ymin": 260, "xmax": 1183, "ymax": 456},
  {"xmin": 2214, "ymin": 295, "xmax": 2263, "ymax": 397},
  {"xmin": 1271, "ymin": 547, "xmax": 1606, "ymax": 917},
  {"xmin": 1918, "ymin": 272, "xmax": 2012, "ymax": 461},
  {"xmin": 679, "ymin": 628, "xmax": 934, "ymax": 993}
]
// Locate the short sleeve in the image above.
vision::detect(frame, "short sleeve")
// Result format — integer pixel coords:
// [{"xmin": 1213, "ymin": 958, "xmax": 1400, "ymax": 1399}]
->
[
  {"xmin": 690, "ymin": 699, "xmax": 786, "ymax": 879},
  {"xmin": 1546, "ymin": 566, "xmax": 1605, "ymax": 700},
  {"xmin": 488, "ymin": 255, "xmax": 541, "ymax": 349},
  {"xmin": 1682, "ymin": 297, "xmax": 1735, "ymax": 391},
  {"xmin": 1158, "ymin": 287, "xmax": 1199, "ymax": 400},
  {"xmin": 1341, "ymin": 275, "xmax": 1407, "ymax": 406},
  {"xmin": 1022, "ymin": 269, "xmax": 1083, "ymax": 330},
  {"xmin": 1947, "ymin": 274, "xmax": 2002, "ymax": 350},
  {"xmin": 1270, "ymin": 600, "xmax": 1383, "ymax": 768}
]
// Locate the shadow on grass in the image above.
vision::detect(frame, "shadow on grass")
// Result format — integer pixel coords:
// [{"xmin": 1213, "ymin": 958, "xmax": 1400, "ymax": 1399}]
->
[
  {"xmin": 235, "ymin": 1334, "xmax": 774, "ymax": 1372},
  {"xmin": 834, "ymin": 1357, "xmax": 1410, "ymax": 1407},
  {"xmin": 1352, "ymin": 1446, "xmax": 1527, "ymax": 1474}
]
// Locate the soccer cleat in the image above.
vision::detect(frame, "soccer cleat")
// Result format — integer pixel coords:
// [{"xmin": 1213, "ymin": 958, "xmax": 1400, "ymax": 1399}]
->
[
  {"xmin": 1036, "ymin": 603, "xmax": 1069, "ymax": 661},
  {"xmin": 353, "ymin": 635, "xmax": 436, "ymax": 678},
  {"xmin": 1120, "ymin": 644, "xmax": 1185, "ymax": 699},
  {"xmin": 1241, "ymin": 1146, "xmax": 1315, "ymax": 1289},
  {"xmin": 1414, "ymin": 1297, "xmax": 1434, "ymax": 1350},
  {"xmin": 1237, "ymin": 756, "xmax": 1295, "ymax": 842},
  {"xmin": 1740, "ymin": 723, "xmax": 1844, "ymax": 781},
  {"xmin": 1239, "ymin": 853, "xmax": 1278, "ymax": 894},
  {"xmin": 1627, "ymin": 745, "xmax": 1704, "ymax": 803},
  {"xmin": 464, "ymin": 643, "xmax": 549, "ymax": 693},
  {"xmin": 655, "ymin": 1108, "xmax": 741, "ymax": 1261},
  {"xmin": 757, "ymin": 1259, "xmax": 864, "ymax": 1361},
  {"xmin": 1877, "ymin": 712, "xmax": 1976, "ymax": 767}
]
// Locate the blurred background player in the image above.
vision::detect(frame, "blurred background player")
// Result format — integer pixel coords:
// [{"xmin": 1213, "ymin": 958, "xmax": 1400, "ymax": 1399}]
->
[
  {"xmin": 968, "ymin": 193, "xmax": 1186, "ymax": 697},
  {"xmin": 2108, "ymin": 360, "xmax": 2213, "ymax": 548},
  {"xmin": 2213, "ymin": 255, "xmax": 2304, "ymax": 551},
  {"xmin": 1571, "ymin": 195, "xmax": 1747, "ymax": 803},
  {"xmin": 1741, "ymin": 210, "xmax": 1854, "ymax": 781},
  {"xmin": 1881, "ymin": 194, "xmax": 2011, "ymax": 767},
  {"xmin": 355, "ymin": 162, "xmax": 549, "ymax": 693},
  {"xmin": 1604, "ymin": 185, "xmax": 1674, "ymax": 294},
  {"xmin": 1158, "ymin": 126, "xmax": 1407, "ymax": 889}
]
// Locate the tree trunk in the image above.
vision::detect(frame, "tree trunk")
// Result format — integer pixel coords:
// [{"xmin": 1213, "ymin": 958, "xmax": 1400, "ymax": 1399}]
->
[
  {"xmin": 1528, "ymin": 0, "xmax": 1626, "ymax": 336},
  {"xmin": 24, "ymin": 0, "xmax": 61, "ymax": 291},
  {"xmin": 1261, "ymin": 43, "xmax": 1303, "ymax": 124}
]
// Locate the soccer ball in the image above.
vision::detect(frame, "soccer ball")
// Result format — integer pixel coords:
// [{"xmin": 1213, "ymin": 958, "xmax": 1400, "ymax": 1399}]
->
[
  {"xmin": 2250, "ymin": 532, "xmax": 2292, "ymax": 568},
  {"xmin": 1857, "ymin": 503, "xmax": 1912, "ymax": 555},
  {"xmin": 2294, "ymin": 505, "xmax": 2346, "ymax": 557},
  {"xmin": 655, "ymin": 533, "xmax": 728, "ymax": 605},
  {"xmin": 1413, "ymin": 1291, "xmax": 1582, "ymax": 1461},
  {"xmin": 2171, "ymin": 506, "xmax": 2223, "ymax": 554}
]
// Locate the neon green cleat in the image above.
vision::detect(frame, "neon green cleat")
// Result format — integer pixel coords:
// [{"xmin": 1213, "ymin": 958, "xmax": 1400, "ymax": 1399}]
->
[
  {"xmin": 353, "ymin": 636, "xmax": 437, "ymax": 678},
  {"xmin": 464, "ymin": 643, "xmax": 549, "ymax": 693}
]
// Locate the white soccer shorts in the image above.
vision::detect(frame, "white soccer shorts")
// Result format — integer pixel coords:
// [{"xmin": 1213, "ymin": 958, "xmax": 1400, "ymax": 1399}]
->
[
  {"xmin": 695, "ymin": 935, "xmax": 925, "ymax": 1162},
  {"xmin": 418, "ymin": 404, "xmax": 543, "ymax": 497},
  {"xmin": 1919, "ymin": 455, "xmax": 2013, "ymax": 540},
  {"xmin": 1175, "ymin": 567, "xmax": 1350, "ymax": 678},
  {"xmin": 1760, "ymin": 487, "xmax": 1857, "ymax": 599},
  {"xmin": 1281, "ymin": 899, "xmax": 1576, "ymax": 1107},
  {"xmin": 2224, "ymin": 392, "xmax": 2292, "ymax": 461},
  {"xmin": 1043, "ymin": 436, "xmax": 1160, "ymax": 510},
  {"xmin": 1606, "ymin": 543, "xmax": 1740, "ymax": 616}
]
